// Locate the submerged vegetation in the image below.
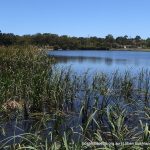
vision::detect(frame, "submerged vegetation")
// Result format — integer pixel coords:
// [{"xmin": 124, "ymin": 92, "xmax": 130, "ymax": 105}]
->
[{"xmin": 0, "ymin": 46, "xmax": 150, "ymax": 149}]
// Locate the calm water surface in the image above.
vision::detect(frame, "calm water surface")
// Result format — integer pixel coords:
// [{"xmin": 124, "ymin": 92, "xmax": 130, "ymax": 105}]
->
[{"xmin": 48, "ymin": 50, "xmax": 150, "ymax": 74}]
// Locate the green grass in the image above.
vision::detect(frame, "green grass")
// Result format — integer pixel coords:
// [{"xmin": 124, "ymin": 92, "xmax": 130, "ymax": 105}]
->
[{"xmin": 0, "ymin": 46, "xmax": 150, "ymax": 149}]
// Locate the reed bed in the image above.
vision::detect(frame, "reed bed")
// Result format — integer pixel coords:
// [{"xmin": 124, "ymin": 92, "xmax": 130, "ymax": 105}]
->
[{"xmin": 0, "ymin": 46, "xmax": 150, "ymax": 149}]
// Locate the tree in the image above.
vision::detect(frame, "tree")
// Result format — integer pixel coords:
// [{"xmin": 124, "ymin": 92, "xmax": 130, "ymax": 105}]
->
[
  {"xmin": 135, "ymin": 35, "xmax": 141, "ymax": 41},
  {"xmin": 105, "ymin": 34, "xmax": 115, "ymax": 48},
  {"xmin": 134, "ymin": 35, "xmax": 142, "ymax": 47},
  {"xmin": 146, "ymin": 38, "xmax": 150, "ymax": 48},
  {"xmin": 0, "ymin": 30, "xmax": 2, "ymax": 45},
  {"xmin": 116, "ymin": 36, "xmax": 124, "ymax": 45},
  {"xmin": 105, "ymin": 34, "xmax": 114, "ymax": 42},
  {"xmin": 0, "ymin": 31, "xmax": 149, "ymax": 49}
]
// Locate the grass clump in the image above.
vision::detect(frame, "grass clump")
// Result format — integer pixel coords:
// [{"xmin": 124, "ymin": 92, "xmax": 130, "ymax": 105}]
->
[{"xmin": 0, "ymin": 46, "xmax": 53, "ymax": 114}]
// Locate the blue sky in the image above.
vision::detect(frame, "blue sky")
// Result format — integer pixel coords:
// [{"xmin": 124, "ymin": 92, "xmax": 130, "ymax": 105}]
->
[{"xmin": 0, "ymin": 0, "xmax": 150, "ymax": 38}]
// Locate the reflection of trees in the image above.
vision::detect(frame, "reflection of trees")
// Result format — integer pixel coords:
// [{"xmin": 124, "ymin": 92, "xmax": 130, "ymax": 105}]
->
[
  {"xmin": 50, "ymin": 56, "xmax": 128, "ymax": 66},
  {"xmin": 104, "ymin": 58, "xmax": 113, "ymax": 65},
  {"xmin": 52, "ymin": 56, "xmax": 103, "ymax": 64}
]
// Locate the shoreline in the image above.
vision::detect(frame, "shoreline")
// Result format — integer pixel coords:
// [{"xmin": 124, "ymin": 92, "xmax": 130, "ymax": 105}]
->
[
  {"xmin": 47, "ymin": 48, "xmax": 150, "ymax": 52},
  {"xmin": 110, "ymin": 48, "xmax": 150, "ymax": 52}
]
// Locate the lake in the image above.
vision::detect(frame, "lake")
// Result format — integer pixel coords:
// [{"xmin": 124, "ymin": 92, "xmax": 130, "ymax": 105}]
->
[{"xmin": 48, "ymin": 50, "xmax": 150, "ymax": 74}]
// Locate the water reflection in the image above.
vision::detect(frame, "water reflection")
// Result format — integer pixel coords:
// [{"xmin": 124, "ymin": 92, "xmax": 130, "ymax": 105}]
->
[
  {"xmin": 54, "ymin": 56, "xmax": 127, "ymax": 64},
  {"xmin": 48, "ymin": 50, "xmax": 150, "ymax": 74}
]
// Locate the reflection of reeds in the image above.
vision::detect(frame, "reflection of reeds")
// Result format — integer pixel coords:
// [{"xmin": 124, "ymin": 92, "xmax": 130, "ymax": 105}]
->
[{"xmin": 0, "ymin": 46, "xmax": 150, "ymax": 149}]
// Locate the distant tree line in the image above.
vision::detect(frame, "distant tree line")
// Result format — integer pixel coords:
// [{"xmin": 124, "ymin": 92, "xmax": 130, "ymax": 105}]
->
[{"xmin": 0, "ymin": 30, "xmax": 150, "ymax": 50}]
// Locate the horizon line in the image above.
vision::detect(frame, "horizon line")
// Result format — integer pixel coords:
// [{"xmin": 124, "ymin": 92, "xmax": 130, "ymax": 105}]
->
[{"xmin": 0, "ymin": 30, "xmax": 150, "ymax": 39}]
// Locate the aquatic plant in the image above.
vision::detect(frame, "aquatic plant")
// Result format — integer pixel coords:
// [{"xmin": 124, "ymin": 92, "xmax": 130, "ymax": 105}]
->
[{"xmin": 0, "ymin": 46, "xmax": 150, "ymax": 149}]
